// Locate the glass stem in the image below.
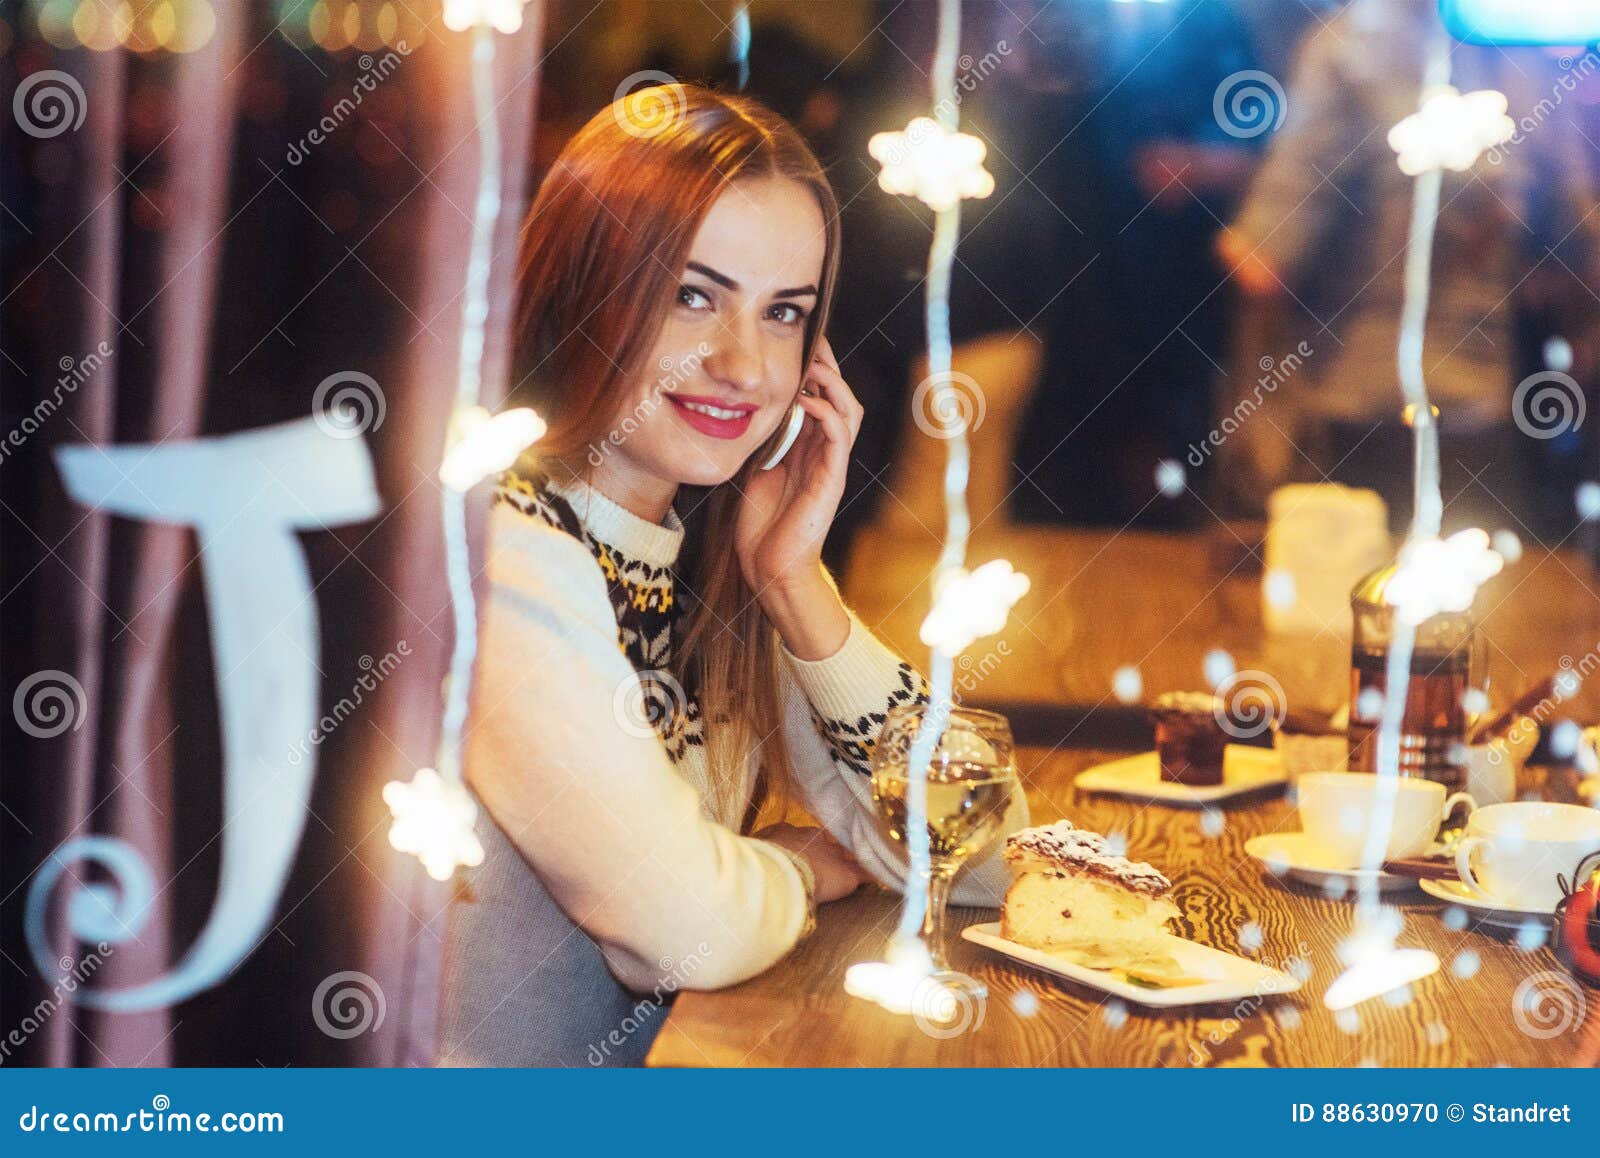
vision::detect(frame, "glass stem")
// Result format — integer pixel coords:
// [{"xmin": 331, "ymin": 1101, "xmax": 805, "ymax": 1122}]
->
[{"xmin": 921, "ymin": 862, "xmax": 957, "ymax": 971}]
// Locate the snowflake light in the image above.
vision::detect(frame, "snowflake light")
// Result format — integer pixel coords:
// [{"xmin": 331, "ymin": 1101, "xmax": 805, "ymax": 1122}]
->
[
  {"xmin": 1387, "ymin": 86, "xmax": 1513, "ymax": 176},
  {"xmin": 919, "ymin": 558, "xmax": 1029, "ymax": 655},
  {"xmin": 443, "ymin": 0, "xmax": 531, "ymax": 33},
  {"xmin": 844, "ymin": 938, "xmax": 934, "ymax": 1015},
  {"xmin": 1325, "ymin": 920, "xmax": 1439, "ymax": 1011},
  {"xmin": 1382, "ymin": 528, "xmax": 1503, "ymax": 625},
  {"xmin": 869, "ymin": 117, "xmax": 995, "ymax": 212},
  {"xmin": 383, "ymin": 767, "xmax": 486, "ymax": 882},
  {"xmin": 439, "ymin": 405, "xmax": 546, "ymax": 491}
]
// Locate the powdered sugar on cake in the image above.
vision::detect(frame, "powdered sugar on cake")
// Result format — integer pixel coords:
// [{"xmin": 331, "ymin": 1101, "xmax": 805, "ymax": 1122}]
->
[{"xmin": 1004, "ymin": 820, "xmax": 1172, "ymax": 896}]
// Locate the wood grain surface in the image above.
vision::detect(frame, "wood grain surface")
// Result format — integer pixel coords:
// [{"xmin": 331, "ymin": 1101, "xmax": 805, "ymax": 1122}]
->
[
  {"xmin": 648, "ymin": 526, "xmax": 1599, "ymax": 1068},
  {"xmin": 650, "ymin": 747, "xmax": 1595, "ymax": 1067},
  {"xmin": 839, "ymin": 525, "xmax": 1600, "ymax": 724}
]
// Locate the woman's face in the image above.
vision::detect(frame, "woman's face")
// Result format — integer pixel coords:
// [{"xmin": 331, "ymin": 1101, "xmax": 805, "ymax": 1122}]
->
[{"xmin": 593, "ymin": 176, "xmax": 827, "ymax": 503}]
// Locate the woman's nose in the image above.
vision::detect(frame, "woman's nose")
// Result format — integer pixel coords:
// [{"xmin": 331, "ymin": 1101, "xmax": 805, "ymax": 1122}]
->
[{"xmin": 706, "ymin": 317, "xmax": 764, "ymax": 393}]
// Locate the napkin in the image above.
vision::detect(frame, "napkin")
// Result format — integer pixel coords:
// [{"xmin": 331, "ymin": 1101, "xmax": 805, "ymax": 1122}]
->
[{"xmin": 1263, "ymin": 484, "xmax": 1390, "ymax": 636}]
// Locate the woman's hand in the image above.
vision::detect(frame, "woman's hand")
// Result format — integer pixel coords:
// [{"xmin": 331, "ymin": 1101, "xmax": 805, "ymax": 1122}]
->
[
  {"xmin": 733, "ymin": 337, "xmax": 860, "ymax": 659},
  {"xmin": 757, "ymin": 822, "xmax": 869, "ymax": 904}
]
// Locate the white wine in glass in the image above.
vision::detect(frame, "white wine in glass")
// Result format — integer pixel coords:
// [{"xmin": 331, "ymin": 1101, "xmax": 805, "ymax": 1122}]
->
[{"xmin": 869, "ymin": 704, "xmax": 1017, "ymax": 974}]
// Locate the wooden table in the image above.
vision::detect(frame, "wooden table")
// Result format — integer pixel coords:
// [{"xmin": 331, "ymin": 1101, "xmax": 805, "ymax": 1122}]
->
[
  {"xmin": 648, "ymin": 526, "xmax": 1598, "ymax": 1068},
  {"xmin": 837, "ymin": 524, "xmax": 1600, "ymax": 725},
  {"xmin": 649, "ymin": 746, "xmax": 1592, "ymax": 1067}
]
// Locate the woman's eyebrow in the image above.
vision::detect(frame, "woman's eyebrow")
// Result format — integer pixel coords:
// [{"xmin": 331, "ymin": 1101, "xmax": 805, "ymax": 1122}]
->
[
  {"xmin": 684, "ymin": 261, "xmax": 816, "ymax": 300},
  {"xmin": 684, "ymin": 261, "xmax": 738, "ymax": 290}
]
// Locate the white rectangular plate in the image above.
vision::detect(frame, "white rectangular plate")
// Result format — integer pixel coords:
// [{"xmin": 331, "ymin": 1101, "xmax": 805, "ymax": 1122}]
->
[
  {"xmin": 961, "ymin": 922, "xmax": 1303, "ymax": 1008},
  {"xmin": 1073, "ymin": 744, "xmax": 1285, "ymax": 806}
]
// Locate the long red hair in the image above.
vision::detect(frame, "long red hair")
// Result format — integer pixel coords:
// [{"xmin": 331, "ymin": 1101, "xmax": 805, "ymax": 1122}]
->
[{"xmin": 509, "ymin": 84, "xmax": 842, "ymax": 822}]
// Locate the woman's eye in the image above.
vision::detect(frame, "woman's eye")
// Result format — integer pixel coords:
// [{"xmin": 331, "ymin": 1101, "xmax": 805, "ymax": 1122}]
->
[
  {"xmin": 676, "ymin": 285, "xmax": 711, "ymax": 310},
  {"xmin": 767, "ymin": 302, "xmax": 806, "ymax": 325}
]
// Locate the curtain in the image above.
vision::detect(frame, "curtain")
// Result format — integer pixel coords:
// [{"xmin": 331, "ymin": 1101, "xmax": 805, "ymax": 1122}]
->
[{"xmin": 1, "ymin": 3, "xmax": 545, "ymax": 1066}]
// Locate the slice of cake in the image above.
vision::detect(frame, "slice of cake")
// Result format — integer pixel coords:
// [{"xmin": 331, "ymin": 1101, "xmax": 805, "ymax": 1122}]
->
[
  {"xmin": 1150, "ymin": 692, "xmax": 1227, "ymax": 786},
  {"xmin": 1001, "ymin": 820, "xmax": 1184, "ymax": 977}
]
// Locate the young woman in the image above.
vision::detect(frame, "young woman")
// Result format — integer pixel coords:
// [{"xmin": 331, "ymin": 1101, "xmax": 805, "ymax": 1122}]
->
[{"xmin": 436, "ymin": 84, "xmax": 1028, "ymax": 1067}]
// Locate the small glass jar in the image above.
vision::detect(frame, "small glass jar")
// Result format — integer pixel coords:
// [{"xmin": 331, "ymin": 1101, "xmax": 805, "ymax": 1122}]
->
[{"xmin": 1346, "ymin": 561, "xmax": 1482, "ymax": 790}]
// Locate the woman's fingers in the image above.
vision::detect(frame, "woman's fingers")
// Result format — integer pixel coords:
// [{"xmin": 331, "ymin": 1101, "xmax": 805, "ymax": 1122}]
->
[
  {"xmin": 796, "ymin": 392, "xmax": 852, "ymax": 483},
  {"xmin": 797, "ymin": 391, "xmax": 848, "ymax": 450},
  {"xmin": 813, "ymin": 336, "xmax": 840, "ymax": 375},
  {"xmin": 803, "ymin": 357, "xmax": 864, "ymax": 441}
]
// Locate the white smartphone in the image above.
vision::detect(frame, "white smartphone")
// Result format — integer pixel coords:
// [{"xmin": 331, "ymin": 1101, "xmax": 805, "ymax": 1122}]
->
[{"xmin": 760, "ymin": 402, "xmax": 805, "ymax": 471}]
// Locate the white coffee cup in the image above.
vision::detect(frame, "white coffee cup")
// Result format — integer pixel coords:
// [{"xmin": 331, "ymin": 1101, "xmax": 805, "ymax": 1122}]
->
[
  {"xmin": 1298, "ymin": 772, "xmax": 1476, "ymax": 868},
  {"xmin": 1453, "ymin": 802, "xmax": 1600, "ymax": 911}
]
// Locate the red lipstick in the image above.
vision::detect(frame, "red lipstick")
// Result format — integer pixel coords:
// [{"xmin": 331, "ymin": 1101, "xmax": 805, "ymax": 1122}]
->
[{"xmin": 665, "ymin": 393, "xmax": 757, "ymax": 440}]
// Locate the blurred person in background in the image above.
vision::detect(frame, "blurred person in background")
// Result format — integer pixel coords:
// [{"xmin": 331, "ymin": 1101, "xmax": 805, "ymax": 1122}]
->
[{"xmin": 1214, "ymin": 0, "xmax": 1600, "ymax": 538}]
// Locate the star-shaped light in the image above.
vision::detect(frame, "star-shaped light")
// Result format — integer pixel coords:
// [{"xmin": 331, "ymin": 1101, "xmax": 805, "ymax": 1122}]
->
[
  {"xmin": 869, "ymin": 117, "xmax": 995, "ymax": 212},
  {"xmin": 1325, "ymin": 911, "xmax": 1439, "ymax": 1010},
  {"xmin": 443, "ymin": 0, "xmax": 531, "ymax": 33},
  {"xmin": 919, "ymin": 558, "xmax": 1030, "ymax": 655},
  {"xmin": 383, "ymin": 767, "xmax": 486, "ymax": 882},
  {"xmin": 1383, "ymin": 528, "xmax": 1504, "ymax": 625},
  {"xmin": 439, "ymin": 405, "xmax": 546, "ymax": 491},
  {"xmin": 1387, "ymin": 86, "xmax": 1514, "ymax": 176}
]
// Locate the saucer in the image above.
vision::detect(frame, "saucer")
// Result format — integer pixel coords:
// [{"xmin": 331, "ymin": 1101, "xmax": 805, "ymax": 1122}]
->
[
  {"xmin": 1074, "ymin": 745, "xmax": 1286, "ymax": 807},
  {"xmin": 1418, "ymin": 878, "xmax": 1556, "ymax": 924},
  {"xmin": 1243, "ymin": 832, "xmax": 1418, "ymax": 894}
]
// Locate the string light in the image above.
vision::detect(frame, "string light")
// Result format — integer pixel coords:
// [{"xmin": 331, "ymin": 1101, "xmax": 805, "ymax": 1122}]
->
[
  {"xmin": 868, "ymin": 117, "xmax": 995, "ymax": 212},
  {"xmin": 1325, "ymin": 909, "xmax": 1439, "ymax": 1011},
  {"xmin": 1386, "ymin": 85, "xmax": 1513, "ymax": 176},
  {"xmin": 1333, "ymin": 25, "xmax": 1507, "ymax": 1010},
  {"xmin": 439, "ymin": 405, "xmax": 546, "ymax": 492},
  {"xmin": 847, "ymin": 0, "xmax": 1022, "ymax": 1014},
  {"xmin": 383, "ymin": 6, "xmax": 543, "ymax": 877},
  {"xmin": 442, "ymin": 0, "xmax": 529, "ymax": 35},
  {"xmin": 1383, "ymin": 529, "xmax": 1504, "ymax": 625},
  {"xmin": 919, "ymin": 559, "xmax": 1030, "ymax": 655},
  {"xmin": 843, "ymin": 939, "xmax": 936, "ymax": 1014},
  {"xmin": 382, "ymin": 767, "xmax": 486, "ymax": 882}
]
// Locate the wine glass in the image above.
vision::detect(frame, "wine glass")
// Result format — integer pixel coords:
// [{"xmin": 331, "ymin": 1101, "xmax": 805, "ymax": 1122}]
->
[{"xmin": 869, "ymin": 703, "xmax": 1018, "ymax": 975}]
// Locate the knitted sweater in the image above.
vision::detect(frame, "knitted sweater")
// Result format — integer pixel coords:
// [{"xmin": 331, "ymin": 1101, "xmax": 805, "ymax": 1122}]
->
[{"xmin": 435, "ymin": 470, "xmax": 1026, "ymax": 1066}]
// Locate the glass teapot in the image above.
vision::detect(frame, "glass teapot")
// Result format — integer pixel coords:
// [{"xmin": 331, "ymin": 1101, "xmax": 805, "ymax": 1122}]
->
[{"xmin": 1346, "ymin": 560, "xmax": 1484, "ymax": 791}]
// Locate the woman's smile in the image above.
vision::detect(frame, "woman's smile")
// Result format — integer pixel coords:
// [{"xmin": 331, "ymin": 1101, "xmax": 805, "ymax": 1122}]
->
[{"xmin": 665, "ymin": 392, "xmax": 760, "ymax": 440}]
